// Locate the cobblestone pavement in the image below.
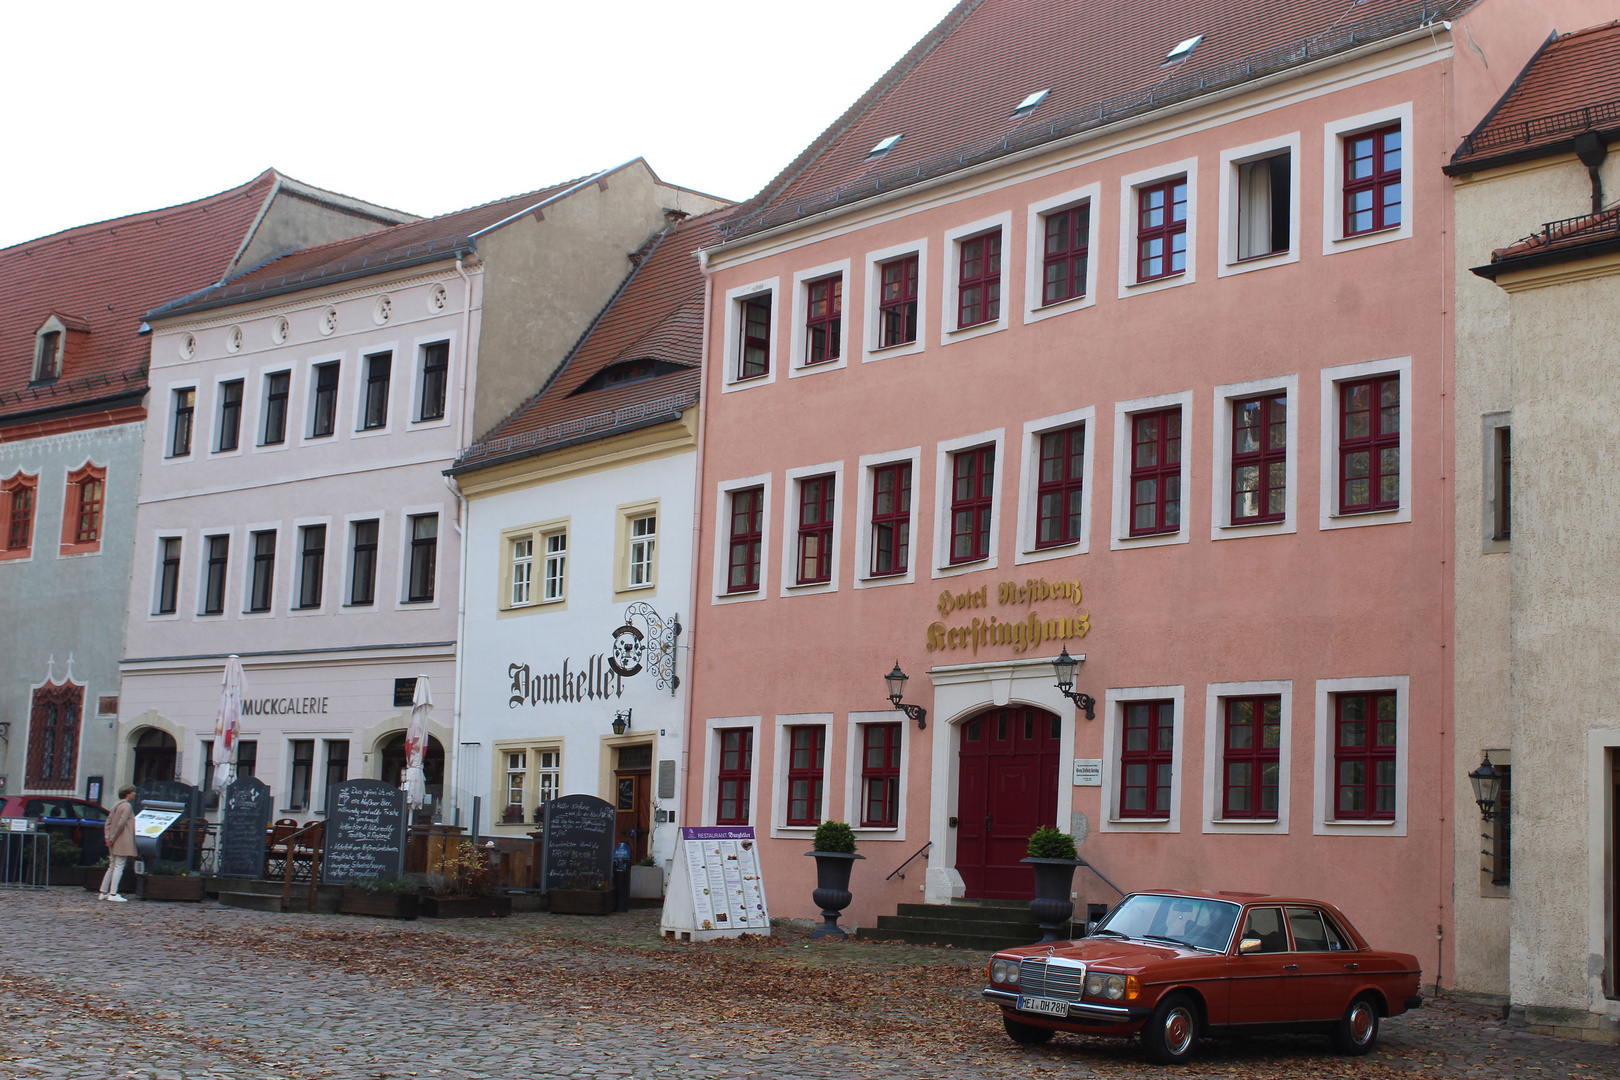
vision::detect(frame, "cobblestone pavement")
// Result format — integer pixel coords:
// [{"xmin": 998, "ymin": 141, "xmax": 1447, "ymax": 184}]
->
[{"xmin": 1, "ymin": 889, "xmax": 1616, "ymax": 1080}]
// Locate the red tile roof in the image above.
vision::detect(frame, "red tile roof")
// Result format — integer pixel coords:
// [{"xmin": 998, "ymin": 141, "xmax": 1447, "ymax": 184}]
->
[
  {"xmin": 1451, "ymin": 21, "xmax": 1620, "ymax": 170},
  {"xmin": 453, "ymin": 211, "xmax": 725, "ymax": 470},
  {"xmin": 724, "ymin": 0, "xmax": 1470, "ymax": 240},
  {"xmin": 1474, "ymin": 206, "xmax": 1620, "ymax": 277},
  {"xmin": 0, "ymin": 171, "xmax": 283, "ymax": 421}
]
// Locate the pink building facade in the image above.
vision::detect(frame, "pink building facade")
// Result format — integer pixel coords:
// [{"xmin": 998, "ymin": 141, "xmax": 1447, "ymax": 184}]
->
[{"xmin": 687, "ymin": 0, "xmax": 1606, "ymax": 978}]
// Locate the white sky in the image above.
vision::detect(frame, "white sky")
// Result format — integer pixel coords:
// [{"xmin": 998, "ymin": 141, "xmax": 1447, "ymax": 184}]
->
[{"xmin": 0, "ymin": 0, "xmax": 956, "ymax": 250}]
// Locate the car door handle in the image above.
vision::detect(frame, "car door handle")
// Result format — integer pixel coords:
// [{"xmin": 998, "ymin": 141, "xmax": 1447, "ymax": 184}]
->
[
  {"xmin": 1283, "ymin": 964, "xmax": 1299, "ymax": 971},
  {"xmin": 1344, "ymin": 963, "xmax": 1359, "ymax": 971}
]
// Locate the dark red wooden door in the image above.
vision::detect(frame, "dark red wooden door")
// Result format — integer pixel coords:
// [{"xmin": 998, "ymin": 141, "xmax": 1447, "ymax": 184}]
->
[{"xmin": 957, "ymin": 706, "xmax": 1061, "ymax": 899}]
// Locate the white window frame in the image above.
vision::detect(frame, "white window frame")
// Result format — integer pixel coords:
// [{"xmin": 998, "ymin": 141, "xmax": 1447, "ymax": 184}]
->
[
  {"xmin": 254, "ymin": 365, "xmax": 295, "ymax": 455},
  {"xmin": 720, "ymin": 279, "xmax": 780, "ymax": 392},
  {"xmin": 770, "ymin": 713, "xmax": 832, "ymax": 838},
  {"xmin": 854, "ymin": 446, "xmax": 921, "ymax": 589},
  {"xmin": 711, "ymin": 474, "xmax": 772, "ymax": 604},
  {"xmin": 511, "ymin": 535, "xmax": 535, "ymax": 607},
  {"xmin": 862, "ymin": 239, "xmax": 928, "ymax": 362},
  {"xmin": 627, "ymin": 512, "xmax": 657, "ymax": 590},
  {"xmin": 241, "ymin": 522, "xmax": 279, "ymax": 619},
  {"xmin": 396, "ymin": 504, "xmax": 443, "ymax": 610},
  {"xmin": 1312, "ymin": 675, "xmax": 1409, "ymax": 836},
  {"xmin": 353, "ymin": 343, "xmax": 399, "ymax": 437},
  {"xmin": 941, "ymin": 212, "xmax": 1013, "ymax": 345},
  {"xmin": 788, "ymin": 260, "xmax": 851, "ymax": 377},
  {"xmin": 32, "ymin": 316, "xmax": 67, "ymax": 382},
  {"xmin": 1318, "ymin": 355, "xmax": 1413, "ymax": 531},
  {"xmin": 1210, "ymin": 374, "xmax": 1299, "ymax": 539},
  {"xmin": 845, "ymin": 711, "xmax": 909, "ymax": 840},
  {"xmin": 163, "ymin": 380, "xmax": 200, "ymax": 464},
  {"xmin": 702, "ymin": 716, "xmax": 762, "ymax": 827},
  {"xmin": 289, "ymin": 516, "xmax": 333, "ymax": 617},
  {"xmin": 613, "ymin": 499, "xmax": 660, "ymax": 597},
  {"xmin": 211, "ymin": 370, "xmax": 249, "ymax": 457},
  {"xmin": 932, "ymin": 428, "xmax": 1006, "ymax": 578},
  {"xmin": 1217, "ymin": 132, "xmax": 1301, "ymax": 277},
  {"xmin": 149, "ymin": 531, "xmax": 187, "ymax": 621},
  {"xmin": 1118, "ymin": 157, "xmax": 1199, "ymax": 298},
  {"xmin": 535, "ymin": 745, "xmax": 562, "ymax": 810},
  {"xmin": 541, "ymin": 528, "xmax": 568, "ymax": 604},
  {"xmin": 780, "ymin": 461, "xmax": 844, "ymax": 596},
  {"xmin": 1202, "ymin": 680, "xmax": 1292, "ymax": 834},
  {"xmin": 301, "ymin": 354, "xmax": 346, "ymax": 443},
  {"xmin": 1023, "ymin": 183, "xmax": 1100, "ymax": 324},
  {"xmin": 1100, "ymin": 684, "xmax": 1186, "ymax": 833},
  {"xmin": 1481, "ymin": 411, "xmax": 1511, "ymax": 555},
  {"xmin": 504, "ymin": 749, "xmax": 528, "ymax": 810},
  {"xmin": 1110, "ymin": 391, "xmax": 1193, "ymax": 550},
  {"xmin": 337, "ymin": 512, "xmax": 384, "ymax": 617},
  {"xmin": 197, "ymin": 527, "xmax": 234, "ymax": 618},
  {"xmin": 1015, "ymin": 406, "xmax": 1096, "ymax": 564},
  {"xmin": 409, "ymin": 334, "xmax": 455, "ymax": 428},
  {"xmin": 1322, "ymin": 102, "xmax": 1414, "ymax": 255}
]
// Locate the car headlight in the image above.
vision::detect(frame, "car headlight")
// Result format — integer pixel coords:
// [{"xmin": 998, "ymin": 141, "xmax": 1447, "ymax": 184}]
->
[
  {"xmin": 1085, "ymin": 973, "xmax": 1126, "ymax": 1000},
  {"xmin": 989, "ymin": 958, "xmax": 1020, "ymax": 986}
]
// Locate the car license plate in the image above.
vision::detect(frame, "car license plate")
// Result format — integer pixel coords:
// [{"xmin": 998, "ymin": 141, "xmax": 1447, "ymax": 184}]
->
[{"xmin": 1017, "ymin": 995, "xmax": 1069, "ymax": 1017}]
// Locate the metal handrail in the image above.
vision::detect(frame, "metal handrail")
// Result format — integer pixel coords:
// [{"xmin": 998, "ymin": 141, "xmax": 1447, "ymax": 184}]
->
[
  {"xmin": 1459, "ymin": 97, "xmax": 1620, "ymax": 159},
  {"xmin": 885, "ymin": 840, "xmax": 931, "ymax": 882},
  {"xmin": 1078, "ymin": 855, "xmax": 1125, "ymax": 898},
  {"xmin": 279, "ymin": 820, "xmax": 325, "ymax": 912}
]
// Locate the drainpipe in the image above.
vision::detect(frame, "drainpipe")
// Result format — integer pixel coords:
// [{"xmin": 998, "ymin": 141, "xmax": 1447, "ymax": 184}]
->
[
  {"xmin": 680, "ymin": 255, "xmax": 715, "ymax": 839},
  {"xmin": 445, "ymin": 256, "xmax": 476, "ymax": 824},
  {"xmin": 1573, "ymin": 132, "xmax": 1608, "ymax": 215}
]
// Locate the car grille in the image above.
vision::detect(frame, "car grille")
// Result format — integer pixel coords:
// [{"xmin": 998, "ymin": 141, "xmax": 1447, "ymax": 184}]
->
[{"xmin": 1018, "ymin": 956, "xmax": 1086, "ymax": 1001}]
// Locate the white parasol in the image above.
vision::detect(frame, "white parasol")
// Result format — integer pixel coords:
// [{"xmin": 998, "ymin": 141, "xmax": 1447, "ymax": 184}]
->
[
  {"xmin": 212, "ymin": 655, "xmax": 246, "ymax": 794},
  {"xmin": 403, "ymin": 674, "xmax": 433, "ymax": 809}
]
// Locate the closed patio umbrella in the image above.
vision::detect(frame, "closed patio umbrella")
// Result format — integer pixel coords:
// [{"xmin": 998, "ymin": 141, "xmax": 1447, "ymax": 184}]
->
[
  {"xmin": 212, "ymin": 655, "xmax": 246, "ymax": 794},
  {"xmin": 403, "ymin": 675, "xmax": 432, "ymax": 809}
]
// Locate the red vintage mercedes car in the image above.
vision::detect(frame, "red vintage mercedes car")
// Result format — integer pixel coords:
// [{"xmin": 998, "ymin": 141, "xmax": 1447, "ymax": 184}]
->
[{"xmin": 983, "ymin": 890, "xmax": 1422, "ymax": 1065}]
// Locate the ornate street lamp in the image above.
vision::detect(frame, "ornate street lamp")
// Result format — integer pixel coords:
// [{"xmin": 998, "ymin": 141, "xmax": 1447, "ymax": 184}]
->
[
  {"xmin": 611, "ymin": 709, "xmax": 633, "ymax": 736},
  {"xmin": 885, "ymin": 662, "xmax": 927, "ymax": 729},
  {"xmin": 1469, "ymin": 753, "xmax": 1503, "ymax": 821},
  {"xmin": 1052, "ymin": 646, "xmax": 1096, "ymax": 720}
]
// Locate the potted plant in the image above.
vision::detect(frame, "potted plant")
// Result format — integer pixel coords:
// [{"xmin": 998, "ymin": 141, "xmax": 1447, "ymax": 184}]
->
[
  {"xmin": 1022, "ymin": 826, "xmax": 1082, "ymax": 942},
  {"xmin": 547, "ymin": 873, "xmax": 615, "ymax": 915},
  {"xmin": 339, "ymin": 875, "xmax": 420, "ymax": 919},
  {"xmin": 421, "ymin": 841, "xmax": 511, "ymax": 918},
  {"xmin": 804, "ymin": 821, "xmax": 863, "ymax": 939},
  {"xmin": 43, "ymin": 835, "xmax": 93, "ymax": 887},
  {"xmin": 139, "ymin": 861, "xmax": 208, "ymax": 902},
  {"xmin": 501, "ymin": 803, "xmax": 525, "ymax": 825}
]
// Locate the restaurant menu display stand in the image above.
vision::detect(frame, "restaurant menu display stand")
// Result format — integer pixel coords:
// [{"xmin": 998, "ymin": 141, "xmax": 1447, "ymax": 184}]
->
[{"xmin": 660, "ymin": 826, "xmax": 770, "ymax": 941}]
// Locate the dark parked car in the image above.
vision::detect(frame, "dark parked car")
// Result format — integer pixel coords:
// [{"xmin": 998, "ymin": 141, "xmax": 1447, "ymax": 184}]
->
[
  {"xmin": 983, "ymin": 890, "xmax": 1422, "ymax": 1065},
  {"xmin": 0, "ymin": 795, "xmax": 110, "ymax": 863}
]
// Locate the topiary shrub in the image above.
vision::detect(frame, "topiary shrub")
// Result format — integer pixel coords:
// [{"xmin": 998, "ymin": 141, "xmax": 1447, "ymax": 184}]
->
[
  {"xmin": 1027, "ymin": 826, "xmax": 1079, "ymax": 860},
  {"xmin": 812, "ymin": 820, "xmax": 857, "ymax": 854}
]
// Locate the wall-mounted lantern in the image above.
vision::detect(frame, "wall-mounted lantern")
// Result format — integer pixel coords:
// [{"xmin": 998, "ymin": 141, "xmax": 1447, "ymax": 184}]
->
[{"xmin": 884, "ymin": 662, "xmax": 928, "ymax": 729}]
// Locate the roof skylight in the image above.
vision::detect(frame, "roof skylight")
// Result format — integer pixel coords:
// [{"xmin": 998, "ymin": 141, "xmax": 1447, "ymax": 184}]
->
[
  {"xmin": 1164, "ymin": 35, "xmax": 1204, "ymax": 64},
  {"xmin": 868, "ymin": 134, "xmax": 903, "ymax": 156},
  {"xmin": 1012, "ymin": 89, "xmax": 1050, "ymax": 116}
]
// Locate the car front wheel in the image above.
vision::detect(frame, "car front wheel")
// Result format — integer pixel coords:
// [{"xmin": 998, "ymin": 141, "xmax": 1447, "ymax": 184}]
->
[
  {"xmin": 1143, "ymin": 991, "xmax": 1199, "ymax": 1065},
  {"xmin": 1330, "ymin": 994, "xmax": 1381, "ymax": 1055},
  {"xmin": 1002, "ymin": 1014, "xmax": 1055, "ymax": 1045}
]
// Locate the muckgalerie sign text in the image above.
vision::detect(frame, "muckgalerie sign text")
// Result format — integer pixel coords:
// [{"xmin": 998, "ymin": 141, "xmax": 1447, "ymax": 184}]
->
[{"xmin": 926, "ymin": 577, "xmax": 1091, "ymax": 655}]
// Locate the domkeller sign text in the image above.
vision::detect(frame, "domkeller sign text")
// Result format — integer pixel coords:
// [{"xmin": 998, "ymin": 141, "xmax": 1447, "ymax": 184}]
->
[
  {"xmin": 926, "ymin": 577, "xmax": 1091, "ymax": 655},
  {"xmin": 509, "ymin": 655, "xmax": 624, "ymax": 708}
]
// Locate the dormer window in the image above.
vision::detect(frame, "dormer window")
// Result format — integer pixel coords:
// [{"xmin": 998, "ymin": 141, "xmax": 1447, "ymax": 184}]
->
[
  {"xmin": 1164, "ymin": 35, "xmax": 1203, "ymax": 65},
  {"xmin": 868, "ymin": 134, "xmax": 903, "ymax": 158},
  {"xmin": 35, "ymin": 331, "xmax": 61, "ymax": 381},
  {"xmin": 572, "ymin": 358, "xmax": 674, "ymax": 395},
  {"xmin": 1012, "ymin": 90, "xmax": 1049, "ymax": 118}
]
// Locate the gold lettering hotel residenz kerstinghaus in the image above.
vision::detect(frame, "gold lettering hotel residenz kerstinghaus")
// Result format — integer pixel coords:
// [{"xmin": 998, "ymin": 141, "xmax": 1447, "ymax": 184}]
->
[{"xmin": 926, "ymin": 577, "xmax": 1090, "ymax": 655}]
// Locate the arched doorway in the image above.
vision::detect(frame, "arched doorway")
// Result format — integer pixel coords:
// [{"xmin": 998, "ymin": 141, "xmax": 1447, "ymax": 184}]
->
[
  {"xmin": 956, "ymin": 705, "xmax": 1062, "ymax": 900},
  {"xmin": 380, "ymin": 733, "xmax": 445, "ymax": 807},
  {"xmin": 131, "ymin": 728, "xmax": 178, "ymax": 788}
]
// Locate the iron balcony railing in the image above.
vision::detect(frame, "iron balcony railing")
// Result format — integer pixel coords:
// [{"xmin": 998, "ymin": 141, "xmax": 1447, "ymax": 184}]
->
[
  {"xmin": 456, "ymin": 389, "xmax": 698, "ymax": 465},
  {"xmin": 1458, "ymin": 98, "xmax": 1620, "ymax": 160}
]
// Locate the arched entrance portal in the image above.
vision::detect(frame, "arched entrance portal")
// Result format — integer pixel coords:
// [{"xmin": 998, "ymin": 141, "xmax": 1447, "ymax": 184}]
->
[
  {"xmin": 380, "ymin": 733, "xmax": 445, "ymax": 808},
  {"xmin": 956, "ymin": 705, "xmax": 1062, "ymax": 900},
  {"xmin": 131, "ymin": 728, "xmax": 177, "ymax": 788}
]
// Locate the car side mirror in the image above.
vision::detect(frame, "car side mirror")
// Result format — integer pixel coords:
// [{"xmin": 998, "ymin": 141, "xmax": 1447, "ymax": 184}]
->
[{"xmin": 1239, "ymin": 937, "xmax": 1262, "ymax": 955}]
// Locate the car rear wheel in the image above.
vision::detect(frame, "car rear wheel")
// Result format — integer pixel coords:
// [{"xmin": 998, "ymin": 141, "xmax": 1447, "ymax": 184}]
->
[
  {"xmin": 1330, "ymin": 994, "xmax": 1381, "ymax": 1055},
  {"xmin": 1143, "ymin": 991, "xmax": 1199, "ymax": 1065},
  {"xmin": 1002, "ymin": 1014, "xmax": 1055, "ymax": 1045}
]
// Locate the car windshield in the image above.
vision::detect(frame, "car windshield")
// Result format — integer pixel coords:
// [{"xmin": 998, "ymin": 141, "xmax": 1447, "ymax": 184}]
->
[{"xmin": 1094, "ymin": 894, "xmax": 1240, "ymax": 952}]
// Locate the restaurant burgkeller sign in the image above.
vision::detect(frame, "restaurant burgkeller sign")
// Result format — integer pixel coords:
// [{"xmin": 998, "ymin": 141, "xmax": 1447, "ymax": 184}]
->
[
  {"xmin": 926, "ymin": 576, "xmax": 1092, "ymax": 655},
  {"xmin": 508, "ymin": 601, "xmax": 681, "ymax": 709}
]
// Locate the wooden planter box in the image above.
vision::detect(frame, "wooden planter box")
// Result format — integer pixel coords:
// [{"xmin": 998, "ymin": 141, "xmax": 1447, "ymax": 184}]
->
[
  {"xmin": 338, "ymin": 888, "xmax": 420, "ymax": 920},
  {"xmin": 81, "ymin": 868, "xmax": 135, "ymax": 893},
  {"xmin": 421, "ymin": 894, "xmax": 512, "ymax": 919},
  {"xmin": 48, "ymin": 865, "xmax": 100, "ymax": 888},
  {"xmin": 139, "ymin": 875, "xmax": 207, "ymax": 902},
  {"xmin": 548, "ymin": 888, "xmax": 614, "ymax": 915}
]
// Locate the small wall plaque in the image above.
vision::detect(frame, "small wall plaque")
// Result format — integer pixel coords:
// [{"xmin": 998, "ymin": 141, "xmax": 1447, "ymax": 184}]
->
[{"xmin": 1072, "ymin": 758, "xmax": 1103, "ymax": 786}]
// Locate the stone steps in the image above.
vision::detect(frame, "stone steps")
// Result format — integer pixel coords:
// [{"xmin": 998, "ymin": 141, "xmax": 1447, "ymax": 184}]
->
[{"xmin": 855, "ymin": 898, "xmax": 1069, "ymax": 951}]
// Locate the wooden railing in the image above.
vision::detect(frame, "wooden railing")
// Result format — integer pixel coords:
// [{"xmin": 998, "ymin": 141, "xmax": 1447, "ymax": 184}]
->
[{"xmin": 279, "ymin": 821, "xmax": 325, "ymax": 912}]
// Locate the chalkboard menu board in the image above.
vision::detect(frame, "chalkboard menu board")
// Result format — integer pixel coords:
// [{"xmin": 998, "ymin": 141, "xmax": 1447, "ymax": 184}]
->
[
  {"xmin": 540, "ymin": 794, "xmax": 616, "ymax": 892},
  {"xmin": 217, "ymin": 776, "xmax": 272, "ymax": 879},
  {"xmin": 322, "ymin": 779, "xmax": 407, "ymax": 884}
]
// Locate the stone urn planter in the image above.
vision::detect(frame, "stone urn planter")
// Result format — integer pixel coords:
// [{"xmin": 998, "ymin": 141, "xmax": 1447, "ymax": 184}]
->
[
  {"xmin": 804, "ymin": 851, "xmax": 864, "ymax": 939},
  {"xmin": 548, "ymin": 888, "xmax": 614, "ymax": 915},
  {"xmin": 138, "ymin": 874, "xmax": 208, "ymax": 902},
  {"xmin": 338, "ymin": 888, "xmax": 420, "ymax": 920},
  {"xmin": 1021, "ymin": 857, "xmax": 1081, "ymax": 942},
  {"xmin": 421, "ymin": 894, "xmax": 512, "ymax": 919}
]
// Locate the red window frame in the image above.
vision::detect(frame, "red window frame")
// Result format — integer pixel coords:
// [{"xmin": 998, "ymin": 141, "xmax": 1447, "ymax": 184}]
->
[
  {"xmin": 726, "ymin": 486, "xmax": 763, "ymax": 593},
  {"xmin": 795, "ymin": 474, "xmax": 834, "ymax": 585},
  {"xmin": 1129, "ymin": 409, "xmax": 1181, "ymax": 536},
  {"xmin": 738, "ymin": 295, "xmax": 771, "ymax": 380},
  {"xmin": 1035, "ymin": 424, "xmax": 1085, "ymax": 548},
  {"xmin": 1222, "ymin": 697, "xmax": 1281, "ymax": 819},
  {"xmin": 1, "ymin": 474, "xmax": 36, "ymax": 559},
  {"xmin": 785, "ymin": 725, "xmax": 825, "ymax": 827},
  {"xmin": 1343, "ymin": 124, "xmax": 1401, "ymax": 236},
  {"xmin": 860, "ymin": 723, "xmax": 902, "ymax": 828},
  {"xmin": 716, "ymin": 727, "xmax": 753, "ymax": 825},
  {"xmin": 869, "ymin": 462, "xmax": 911, "ymax": 576},
  {"xmin": 1339, "ymin": 375, "xmax": 1400, "ymax": 513},
  {"xmin": 24, "ymin": 683, "xmax": 83, "ymax": 791},
  {"xmin": 949, "ymin": 446, "xmax": 995, "ymax": 564},
  {"xmin": 1042, "ymin": 204, "xmax": 1089, "ymax": 304},
  {"xmin": 1334, "ymin": 691, "xmax": 1397, "ymax": 820},
  {"xmin": 957, "ymin": 230, "xmax": 1001, "ymax": 329},
  {"xmin": 1231, "ymin": 394, "xmax": 1287, "ymax": 523},
  {"xmin": 1119, "ymin": 700, "xmax": 1174, "ymax": 818},
  {"xmin": 804, "ymin": 276, "xmax": 842, "ymax": 365},
  {"xmin": 1137, "ymin": 178, "xmax": 1188, "ymax": 281},
  {"xmin": 60, "ymin": 464, "xmax": 106, "ymax": 555},
  {"xmin": 878, "ymin": 255, "xmax": 919, "ymax": 348}
]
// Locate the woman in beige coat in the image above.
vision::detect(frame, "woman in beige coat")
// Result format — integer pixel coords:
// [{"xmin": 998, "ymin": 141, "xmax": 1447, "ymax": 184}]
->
[{"xmin": 99, "ymin": 785, "xmax": 138, "ymax": 902}]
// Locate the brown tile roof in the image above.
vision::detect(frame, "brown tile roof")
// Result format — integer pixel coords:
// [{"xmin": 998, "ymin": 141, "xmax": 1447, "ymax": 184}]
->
[
  {"xmin": 452, "ymin": 211, "xmax": 725, "ymax": 471},
  {"xmin": 0, "ymin": 171, "xmax": 282, "ymax": 421},
  {"xmin": 723, "ymin": 0, "xmax": 1470, "ymax": 241},
  {"xmin": 1450, "ymin": 21, "xmax": 1620, "ymax": 171},
  {"xmin": 1473, "ymin": 205, "xmax": 1620, "ymax": 278}
]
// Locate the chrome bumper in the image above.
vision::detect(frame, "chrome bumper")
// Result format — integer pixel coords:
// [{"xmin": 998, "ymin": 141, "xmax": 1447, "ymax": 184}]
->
[{"xmin": 982, "ymin": 987, "xmax": 1145, "ymax": 1024}]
